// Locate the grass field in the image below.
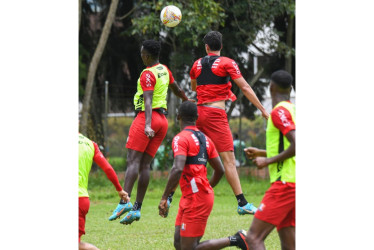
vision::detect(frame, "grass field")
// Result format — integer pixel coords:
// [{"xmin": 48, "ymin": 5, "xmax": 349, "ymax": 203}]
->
[{"xmin": 83, "ymin": 172, "xmax": 280, "ymax": 250}]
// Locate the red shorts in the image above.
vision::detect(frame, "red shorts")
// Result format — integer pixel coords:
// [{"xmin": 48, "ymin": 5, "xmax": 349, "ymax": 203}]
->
[
  {"xmin": 126, "ymin": 110, "xmax": 168, "ymax": 158},
  {"xmin": 79, "ymin": 197, "xmax": 90, "ymax": 242},
  {"xmin": 175, "ymin": 191, "xmax": 214, "ymax": 237},
  {"xmin": 255, "ymin": 181, "xmax": 295, "ymax": 231},
  {"xmin": 196, "ymin": 105, "xmax": 233, "ymax": 152}
]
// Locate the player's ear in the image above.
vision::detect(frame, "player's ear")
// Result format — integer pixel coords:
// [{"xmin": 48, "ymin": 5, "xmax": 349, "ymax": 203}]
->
[{"xmin": 177, "ymin": 114, "xmax": 181, "ymax": 121}]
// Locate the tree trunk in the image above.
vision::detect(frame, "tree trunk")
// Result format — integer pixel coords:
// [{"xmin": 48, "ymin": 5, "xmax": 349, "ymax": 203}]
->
[
  {"xmin": 79, "ymin": 0, "xmax": 82, "ymax": 31},
  {"xmin": 80, "ymin": 0, "xmax": 119, "ymax": 135},
  {"xmin": 285, "ymin": 14, "xmax": 294, "ymax": 73}
]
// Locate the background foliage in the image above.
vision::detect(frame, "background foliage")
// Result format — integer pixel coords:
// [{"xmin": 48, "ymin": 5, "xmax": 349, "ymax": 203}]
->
[{"xmin": 79, "ymin": 0, "xmax": 295, "ymax": 149}]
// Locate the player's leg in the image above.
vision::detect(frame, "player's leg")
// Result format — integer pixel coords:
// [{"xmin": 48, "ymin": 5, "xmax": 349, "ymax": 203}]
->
[
  {"xmin": 246, "ymin": 217, "xmax": 275, "ymax": 250},
  {"xmin": 109, "ymin": 113, "xmax": 149, "ymax": 221},
  {"xmin": 278, "ymin": 226, "xmax": 295, "ymax": 250},
  {"xmin": 219, "ymin": 150, "xmax": 242, "ymax": 195},
  {"xmin": 174, "ymin": 226, "xmax": 182, "ymax": 250},
  {"xmin": 180, "ymin": 236, "xmax": 202, "ymax": 250},
  {"xmin": 79, "ymin": 242, "xmax": 99, "ymax": 250},
  {"xmin": 135, "ymin": 152, "xmax": 154, "ymax": 203}
]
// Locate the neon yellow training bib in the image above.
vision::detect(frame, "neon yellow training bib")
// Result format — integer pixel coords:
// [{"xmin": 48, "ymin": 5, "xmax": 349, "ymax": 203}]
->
[
  {"xmin": 78, "ymin": 133, "xmax": 94, "ymax": 197},
  {"xmin": 133, "ymin": 64, "xmax": 170, "ymax": 111},
  {"xmin": 266, "ymin": 101, "xmax": 296, "ymax": 183}
]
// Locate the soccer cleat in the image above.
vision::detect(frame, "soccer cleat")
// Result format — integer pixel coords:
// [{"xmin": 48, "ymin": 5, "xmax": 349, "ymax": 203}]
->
[
  {"xmin": 120, "ymin": 210, "xmax": 141, "ymax": 225},
  {"xmin": 232, "ymin": 230, "xmax": 249, "ymax": 250},
  {"xmin": 108, "ymin": 202, "xmax": 133, "ymax": 221},
  {"xmin": 237, "ymin": 203, "xmax": 257, "ymax": 215}
]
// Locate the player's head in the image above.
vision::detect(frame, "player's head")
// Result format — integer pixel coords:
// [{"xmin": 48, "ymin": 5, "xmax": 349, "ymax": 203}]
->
[
  {"xmin": 233, "ymin": 133, "xmax": 239, "ymax": 140},
  {"xmin": 203, "ymin": 31, "xmax": 223, "ymax": 52},
  {"xmin": 177, "ymin": 101, "xmax": 198, "ymax": 124},
  {"xmin": 270, "ymin": 70, "xmax": 293, "ymax": 95},
  {"xmin": 141, "ymin": 40, "xmax": 161, "ymax": 64}
]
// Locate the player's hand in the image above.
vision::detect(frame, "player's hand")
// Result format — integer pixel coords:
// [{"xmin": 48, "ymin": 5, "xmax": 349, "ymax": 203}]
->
[
  {"xmin": 253, "ymin": 157, "xmax": 269, "ymax": 169},
  {"xmin": 244, "ymin": 147, "xmax": 260, "ymax": 159},
  {"xmin": 186, "ymin": 98, "xmax": 196, "ymax": 103},
  {"xmin": 118, "ymin": 190, "xmax": 130, "ymax": 202},
  {"xmin": 144, "ymin": 125, "xmax": 155, "ymax": 138},
  {"xmin": 158, "ymin": 199, "xmax": 169, "ymax": 218},
  {"xmin": 262, "ymin": 110, "xmax": 270, "ymax": 120}
]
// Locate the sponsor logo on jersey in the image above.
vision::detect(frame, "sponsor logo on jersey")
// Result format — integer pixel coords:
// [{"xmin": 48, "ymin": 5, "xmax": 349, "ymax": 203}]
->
[
  {"xmin": 277, "ymin": 109, "xmax": 291, "ymax": 127},
  {"xmin": 158, "ymin": 72, "xmax": 167, "ymax": 78},
  {"xmin": 173, "ymin": 136, "xmax": 180, "ymax": 152},
  {"xmin": 181, "ymin": 223, "xmax": 186, "ymax": 231}
]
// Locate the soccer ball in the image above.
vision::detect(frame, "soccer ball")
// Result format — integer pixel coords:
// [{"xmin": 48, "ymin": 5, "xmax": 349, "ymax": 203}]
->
[{"xmin": 160, "ymin": 5, "xmax": 182, "ymax": 28}]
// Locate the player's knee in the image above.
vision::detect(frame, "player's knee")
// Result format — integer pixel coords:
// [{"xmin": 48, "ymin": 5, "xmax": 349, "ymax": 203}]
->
[{"xmin": 246, "ymin": 231, "xmax": 262, "ymax": 248}]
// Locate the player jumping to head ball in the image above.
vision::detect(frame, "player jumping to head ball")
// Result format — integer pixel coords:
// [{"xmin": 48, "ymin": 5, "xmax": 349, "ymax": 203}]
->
[
  {"xmin": 189, "ymin": 31, "xmax": 269, "ymax": 215},
  {"xmin": 108, "ymin": 40, "xmax": 191, "ymax": 225}
]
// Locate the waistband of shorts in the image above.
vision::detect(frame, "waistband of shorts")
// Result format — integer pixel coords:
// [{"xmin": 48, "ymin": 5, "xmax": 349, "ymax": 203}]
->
[
  {"xmin": 197, "ymin": 104, "xmax": 225, "ymax": 110},
  {"xmin": 135, "ymin": 108, "xmax": 168, "ymax": 117}
]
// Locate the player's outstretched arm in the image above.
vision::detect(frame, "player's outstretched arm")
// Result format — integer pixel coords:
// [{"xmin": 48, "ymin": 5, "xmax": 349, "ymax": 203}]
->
[
  {"xmin": 159, "ymin": 155, "xmax": 186, "ymax": 217},
  {"xmin": 207, "ymin": 156, "xmax": 225, "ymax": 188},
  {"xmin": 92, "ymin": 142, "xmax": 128, "ymax": 200},
  {"xmin": 253, "ymin": 130, "xmax": 295, "ymax": 168},
  {"xmin": 244, "ymin": 147, "xmax": 267, "ymax": 159},
  {"xmin": 233, "ymin": 77, "xmax": 269, "ymax": 119},
  {"xmin": 169, "ymin": 82, "xmax": 194, "ymax": 102}
]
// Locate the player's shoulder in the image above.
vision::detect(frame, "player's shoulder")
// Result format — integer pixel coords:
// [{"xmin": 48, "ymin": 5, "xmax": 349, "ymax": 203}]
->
[{"xmin": 219, "ymin": 56, "xmax": 235, "ymax": 63}]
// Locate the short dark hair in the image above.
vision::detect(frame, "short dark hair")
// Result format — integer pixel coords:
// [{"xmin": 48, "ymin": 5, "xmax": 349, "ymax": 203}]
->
[
  {"xmin": 178, "ymin": 101, "xmax": 198, "ymax": 122},
  {"xmin": 270, "ymin": 70, "xmax": 293, "ymax": 89},
  {"xmin": 203, "ymin": 31, "xmax": 222, "ymax": 51},
  {"xmin": 142, "ymin": 40, "xmax": 161, "ymax": 59}
]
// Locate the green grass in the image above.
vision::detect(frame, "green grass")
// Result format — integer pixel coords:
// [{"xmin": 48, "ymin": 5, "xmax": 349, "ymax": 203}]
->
[{"xmin": 84, "ymin": 173, "xmax": 280, "ymax": 249}]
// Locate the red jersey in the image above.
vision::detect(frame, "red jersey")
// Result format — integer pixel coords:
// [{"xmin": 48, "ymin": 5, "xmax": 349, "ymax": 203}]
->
[
  {"xmin": 190, "ymin": 53, "xmax": 242, "ymax": 104},
  {"xmin": 139, "ymin": 63, "xmax": 175, "ymax": 91},
  {"xmin": 271, "ymin": 102, "xmax": 296, "ymax": 136},
  {"xmin": 172, "ymin": 126, "xmax": 219, "ymax": 196}
]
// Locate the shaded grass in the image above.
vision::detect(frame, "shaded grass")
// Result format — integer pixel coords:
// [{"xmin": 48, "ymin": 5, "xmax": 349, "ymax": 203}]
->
[{"xmin": 84, "ymin": 172, "xmax": 280, "ymax": 249}]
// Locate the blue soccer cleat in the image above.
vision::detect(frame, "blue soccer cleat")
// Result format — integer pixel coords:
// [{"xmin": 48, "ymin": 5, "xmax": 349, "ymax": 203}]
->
[
  {"xmin": 237, "ymin": 203, "xmax": 257, "ymax": 215},
  {"xmin": 108, "ymin": 202, "xmax": 133, "ymax": 221},
  {"xmin": 120, "ymin": 210, "xmax": 141, "ymax": 225}
]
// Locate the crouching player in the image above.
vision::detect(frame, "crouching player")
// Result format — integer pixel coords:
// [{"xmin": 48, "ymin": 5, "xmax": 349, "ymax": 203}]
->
[{"xmin": 158, "ymin": 101, "xmax": 248, "ymax": 250}]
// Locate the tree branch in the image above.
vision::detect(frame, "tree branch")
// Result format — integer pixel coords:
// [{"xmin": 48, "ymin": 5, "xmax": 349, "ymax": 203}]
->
[{"xmin": 119, "ymin": 6, "xmax": 136, "ymax": 20}]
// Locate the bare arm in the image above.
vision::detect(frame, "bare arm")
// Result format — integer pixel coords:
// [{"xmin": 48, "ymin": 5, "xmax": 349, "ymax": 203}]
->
[
  {"xmin": 161, "ymin": 155, "xmax": 186, "ymax": 200},
  {"xmin": 169, "ymin": 82, "xmax": 189, "ymax": 101},
  {"xmin": 253, "ymin": 130, "xmax": 295, "ymax": 168},
  {"xmin": 244, "ymin": 147, "xmax": 267, "ymax": 159},
  {"xmin": 191, "ymin": 79, "xmax": 197, "ymax": 91},
  {"xmin": 159, "ymin": 155, "xmax": 186, "ymax": 217},
  {"xmin": 233, "ymin": 77, "xmax": 269, "ymax": 119},
  {"xmin": 143, "ymin": 90, "xmax": 154, "ymax": 138},
  {"xmin": 207, "ymin": 156, "xmax": 225, "ymax": 188}
]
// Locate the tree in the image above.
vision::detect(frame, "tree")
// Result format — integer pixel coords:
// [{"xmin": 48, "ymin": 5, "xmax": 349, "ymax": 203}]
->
[{"xmin": 80, "ymin": 0, "xmax": 119, "ymax": 135}]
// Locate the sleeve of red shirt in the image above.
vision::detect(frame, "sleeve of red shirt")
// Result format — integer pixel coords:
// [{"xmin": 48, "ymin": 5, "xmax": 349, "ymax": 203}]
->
[
  {"xmin": 140, "ymin": 70, "xmax": 157, "ymax": 91},
  {"xmin": 164, "ymin": 65, "xmax": 175, "ymax": 84},
  {"xmin": 92, "ymin": 142, "xmax": 122, "ymax": 191},
  {"xmin": 206, "ymin": 136, "xmax": 219, "ymax": 159},
  {"xmin": 271, "ymin": 106, "xmax": 296, "ymax": 135},
  {"xmin": 223, "ymin": 57, "xmax": 242, "ymax": 80},
  {"xmin": 189, "ymin": 60, "xmax": 199, "ymax": 80},
  {"xmin": 172, "ymin": 133, "xmax": 189, "ymax": 157}
]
